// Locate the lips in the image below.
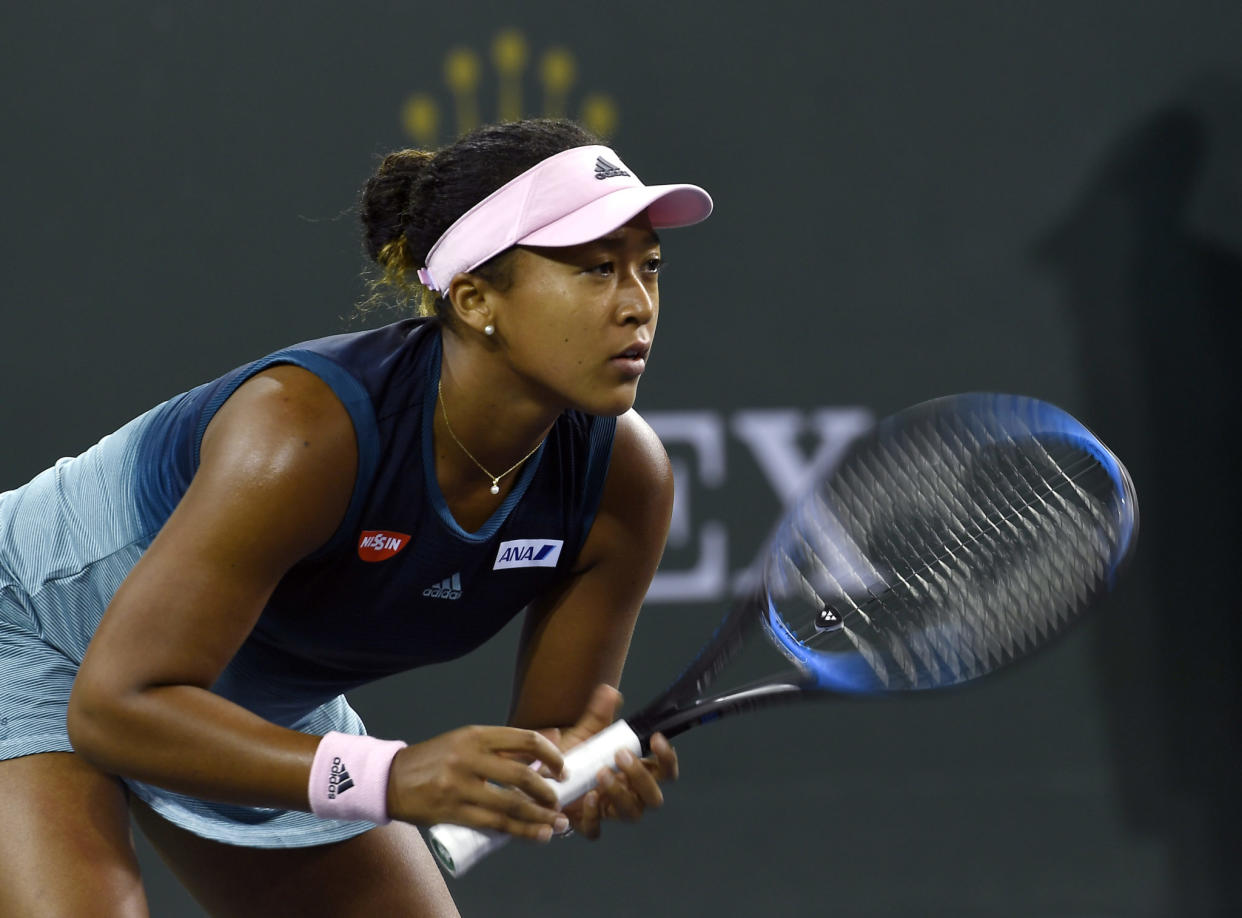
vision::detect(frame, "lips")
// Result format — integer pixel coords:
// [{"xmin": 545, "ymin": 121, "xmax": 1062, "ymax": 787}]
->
[
  {"xmin": 614, "ymin": 340, "xmax": 651, "ymax": 361},
  {"xmin": 611, "ymin": 340, "xmax": 651, "ymax": 378}
]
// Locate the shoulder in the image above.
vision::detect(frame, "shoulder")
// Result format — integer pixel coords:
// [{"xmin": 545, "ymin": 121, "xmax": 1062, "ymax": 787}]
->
[
  {"xmin": 192, "ymin": 365, "xmax": 359, "ymax": 560},
  {"xmin": 204, "ymin": 364, "xmax": 357, "ymax": 464},
  {"xmin": 607, "ymin": 409, "xmax": 672, "ymax": 495},
  {"xmin": 576, "ymin": 410, "xmax": 673, "ymax": 568}
]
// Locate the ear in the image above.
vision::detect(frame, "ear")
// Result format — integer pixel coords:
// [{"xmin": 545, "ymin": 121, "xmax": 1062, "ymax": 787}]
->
[{"xmin": 445, "ymin": 273, "xmax": 495, "ymax": 337}]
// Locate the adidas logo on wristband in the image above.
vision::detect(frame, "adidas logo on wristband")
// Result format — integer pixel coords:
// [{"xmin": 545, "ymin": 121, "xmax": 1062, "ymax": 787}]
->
[
  {"xmin": 328, "ymin": 756, "xmax": 355, "ymax": 799},
  {"xmin": 311, "ymin": 733, "xmax": 407, "ymax": 825}
]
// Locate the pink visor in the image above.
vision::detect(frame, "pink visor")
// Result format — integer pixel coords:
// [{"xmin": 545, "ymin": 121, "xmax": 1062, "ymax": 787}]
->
[{"xmin": 416, "ymin": 144, "xmax": 713, "ymax": 293}]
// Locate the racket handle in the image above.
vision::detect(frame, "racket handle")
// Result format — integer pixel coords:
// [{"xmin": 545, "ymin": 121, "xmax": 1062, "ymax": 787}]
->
[{"xmin": 427, "ymin": 719, "xmax": 642, "ymax": 877}]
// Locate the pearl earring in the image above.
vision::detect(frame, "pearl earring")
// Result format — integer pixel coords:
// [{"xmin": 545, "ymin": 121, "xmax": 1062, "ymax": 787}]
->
[{"xmin": 484, "ymin": 324, "xmax": 495, "ymax": 336}]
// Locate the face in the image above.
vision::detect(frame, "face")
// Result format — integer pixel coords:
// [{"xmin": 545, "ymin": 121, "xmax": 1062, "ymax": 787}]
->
[{"xmin": 486, "ymin": 216, "xmax": 663, "ymax": 416}]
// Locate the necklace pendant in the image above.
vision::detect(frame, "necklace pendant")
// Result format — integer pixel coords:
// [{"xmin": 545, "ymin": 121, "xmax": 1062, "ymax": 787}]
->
[{"xmin": 440, "ymin": 379, "xmax": 540, "ymax": 501}]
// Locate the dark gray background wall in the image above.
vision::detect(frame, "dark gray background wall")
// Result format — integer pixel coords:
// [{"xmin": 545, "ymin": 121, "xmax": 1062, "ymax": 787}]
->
[{"xmin": 3, "ymin": 2, "xmax": 1239, "ymax": 915}]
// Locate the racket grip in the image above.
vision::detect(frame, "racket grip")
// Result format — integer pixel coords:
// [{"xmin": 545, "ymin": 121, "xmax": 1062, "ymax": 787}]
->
[{"xmin": 428, "ymin": 719, "xmax": 642, "ymax": 877}]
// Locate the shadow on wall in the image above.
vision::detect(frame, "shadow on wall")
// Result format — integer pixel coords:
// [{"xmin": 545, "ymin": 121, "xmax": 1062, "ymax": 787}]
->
[{"xmin": 1036, "ymin": 72, "xmax": 1242, "ymax": 916}]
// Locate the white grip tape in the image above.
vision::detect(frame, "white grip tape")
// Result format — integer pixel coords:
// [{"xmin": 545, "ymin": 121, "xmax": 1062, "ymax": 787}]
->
[{"xmin": 428, "ymin": 720, "xmax": 642, "ymax": 877}]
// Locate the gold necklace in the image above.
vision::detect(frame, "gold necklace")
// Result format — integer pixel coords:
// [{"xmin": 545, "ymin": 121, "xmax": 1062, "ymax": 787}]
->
[{"xmin": 438, "ymin": 378, "xmax": 543, "ymax": 495}]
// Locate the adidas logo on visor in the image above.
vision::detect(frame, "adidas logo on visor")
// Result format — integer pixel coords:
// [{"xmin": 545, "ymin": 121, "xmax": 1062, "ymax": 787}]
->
[{"xmin": 594, "ymin": 156, "xmax": 629, "ymax": 180}]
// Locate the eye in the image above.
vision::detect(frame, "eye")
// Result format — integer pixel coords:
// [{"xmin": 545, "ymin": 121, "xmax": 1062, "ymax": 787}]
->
[
  {"xmin": 586, "ymin": 261, "xmax": 615, "ymax": 276},
  {"xmin": 643, "ymin": 255, "xmax": 664, "ymax": 274}
]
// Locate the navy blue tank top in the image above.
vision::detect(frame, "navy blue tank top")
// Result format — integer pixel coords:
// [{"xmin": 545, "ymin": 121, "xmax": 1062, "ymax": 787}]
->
[{"xmin": 132, "ymin": 319, "xmax": 615, "ymax": 722}]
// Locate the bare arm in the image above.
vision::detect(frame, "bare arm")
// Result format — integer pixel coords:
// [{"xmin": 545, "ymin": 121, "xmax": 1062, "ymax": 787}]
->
[
  {"xmin": 68, "ymin": 365, "xmax": 357, "ymax": 808},
  {"xmin": 506, "ymin": 410, "xmax": 677, "ymax": 836},
  {"xmin": 509, "ymin": 409, "xmax": 674, "ymax": 730},
  {"xmin": 67, "ymin": 366, "xmax": 566, "ymax": 838}
]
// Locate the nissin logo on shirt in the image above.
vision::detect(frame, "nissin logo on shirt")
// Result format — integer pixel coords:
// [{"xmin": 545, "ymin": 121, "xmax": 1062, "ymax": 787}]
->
[
  {"xmin": 493, "ymin": 539, "xmax": 563, "ymax": 570},
  {"xmin": 357, "ymin": 530, "xmax": 411, "ymax": 562}
]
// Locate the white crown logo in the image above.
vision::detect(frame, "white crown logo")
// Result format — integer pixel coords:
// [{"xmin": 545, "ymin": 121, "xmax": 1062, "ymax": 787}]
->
[{"xmin": 401, "ymin": 28, "xmax": 619, "ymax": 146}]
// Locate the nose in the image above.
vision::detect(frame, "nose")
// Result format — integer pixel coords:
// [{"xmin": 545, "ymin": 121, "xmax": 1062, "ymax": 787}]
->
[{"xmin": 616, "ymin": 267, "xmax": 656, "ymax": 325}]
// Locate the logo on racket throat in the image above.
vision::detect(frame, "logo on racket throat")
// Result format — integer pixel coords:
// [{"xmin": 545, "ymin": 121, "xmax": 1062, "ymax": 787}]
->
[{"xmin": 815, "ymin": 605, "xmax": 845, "ymax": 632}]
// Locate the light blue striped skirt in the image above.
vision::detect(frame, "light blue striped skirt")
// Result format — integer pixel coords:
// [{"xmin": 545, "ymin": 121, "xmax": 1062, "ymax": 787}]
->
[{"xmin": 0, "ymin": 600, "xmax": 376, "ymax": 847}]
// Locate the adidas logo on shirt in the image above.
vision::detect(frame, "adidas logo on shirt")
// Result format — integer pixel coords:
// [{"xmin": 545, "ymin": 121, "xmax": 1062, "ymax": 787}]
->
[
  {"xmin": 594, "ymin": 156, "xmax": 629, "ymax": 180},
  {"xmin": 423, "ymin": 573, "xmax": 462, "ymax": 600},
  {"xmin": 328, "ymin": 756, "xmax": 355, "ymax": 799}
]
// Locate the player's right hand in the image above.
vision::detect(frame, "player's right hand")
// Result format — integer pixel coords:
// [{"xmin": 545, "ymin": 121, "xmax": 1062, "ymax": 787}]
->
[{"xmin": 386, "ymin": 726, "xmax": 569, "ymax": 841}]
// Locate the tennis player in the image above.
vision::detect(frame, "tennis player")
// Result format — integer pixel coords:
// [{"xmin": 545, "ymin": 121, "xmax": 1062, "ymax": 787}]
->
[{"xmin": 0, "ymin": 118, "xmax": 712, "ymax": 916}]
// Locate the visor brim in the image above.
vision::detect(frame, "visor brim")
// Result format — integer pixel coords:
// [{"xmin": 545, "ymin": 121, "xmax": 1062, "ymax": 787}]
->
[{"xmin": 517, "ymin": 184, "xmax": 713, "ymax": 248}]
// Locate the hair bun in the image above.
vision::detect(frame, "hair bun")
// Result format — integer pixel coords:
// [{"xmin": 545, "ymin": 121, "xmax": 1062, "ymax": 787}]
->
[{"xmin": 360, "ymin": 149, "xmax": 434, "ymax": 262}]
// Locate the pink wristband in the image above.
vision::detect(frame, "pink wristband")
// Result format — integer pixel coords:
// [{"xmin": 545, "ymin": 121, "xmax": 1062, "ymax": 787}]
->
[{"xmin": 308, "ymin": 731, "xmax": 407, "ymax": 824}]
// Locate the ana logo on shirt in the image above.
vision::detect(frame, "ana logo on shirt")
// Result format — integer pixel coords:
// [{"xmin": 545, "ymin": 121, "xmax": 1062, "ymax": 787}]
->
[
  {"xmin": 357, "ymin": 530, "xmax": 411, "ymax": 562},
  {"xmin": 493, "ymin": 539, "xmax": 564, "ymax": 570}
]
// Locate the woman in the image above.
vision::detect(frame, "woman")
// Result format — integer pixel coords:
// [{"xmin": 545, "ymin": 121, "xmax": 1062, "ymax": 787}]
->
[{"xmin": 0, "ymin": 118, "xmax": 712, "ymax": 916}]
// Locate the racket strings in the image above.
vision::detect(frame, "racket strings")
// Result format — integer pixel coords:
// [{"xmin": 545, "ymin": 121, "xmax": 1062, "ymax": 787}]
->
[
  {"xmin": 861, "ymin": 446, "xmax": 1106, "ymax": 660},
  {"xmin": 848, "ymin": 431, "xmax": 1036, "ymax": 683},
  {"xmin": 953, "ymin": 452, "xmax": 1102, "ymax": 655},
  {"xmin": 853, "ymin": 472, "xmax": 1104, "ymax": 674},
  {"xmin": 815, "ymin": 495, "xmax": 1093, "ymax": 686},
  {"xmin": 933, "ymin": 427, "xmax": 1094, "ymax": 661},
  {"xmin": 871, "ymin": 427, "xmax": 1024, "ymax": 682},
  {"xmin": 771, "ymin": 421, "xmax": 1120, "ymax": 690}
]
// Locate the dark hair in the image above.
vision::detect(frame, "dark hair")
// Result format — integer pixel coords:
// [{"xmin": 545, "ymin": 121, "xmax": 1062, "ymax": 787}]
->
[{"xmin": 359, "ymin": 118, "xmax": 600, "ymax": 318}]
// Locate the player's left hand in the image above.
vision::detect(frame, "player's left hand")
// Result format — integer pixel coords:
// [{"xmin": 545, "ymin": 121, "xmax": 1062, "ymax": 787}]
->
[{"xmin": 541, "ymin": 684, "xmax": 679, "ymax": 840}]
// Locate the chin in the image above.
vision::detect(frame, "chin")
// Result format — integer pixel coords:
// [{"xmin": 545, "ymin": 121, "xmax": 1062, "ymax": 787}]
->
[{"xmin": 575, "ymin": 384, "xmax": 640, "ymax": 418}]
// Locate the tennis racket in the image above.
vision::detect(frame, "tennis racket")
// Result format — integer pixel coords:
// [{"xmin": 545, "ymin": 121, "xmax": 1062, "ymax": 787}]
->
[{"xmin": 428, "ymin": 392, "xmax": 1139, "ymax": 876}]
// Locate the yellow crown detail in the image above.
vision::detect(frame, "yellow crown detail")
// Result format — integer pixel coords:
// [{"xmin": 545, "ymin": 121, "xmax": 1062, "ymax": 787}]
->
[{"xmin": 401, "ymin": 27, "xmax": 619, "ymax": 146}]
